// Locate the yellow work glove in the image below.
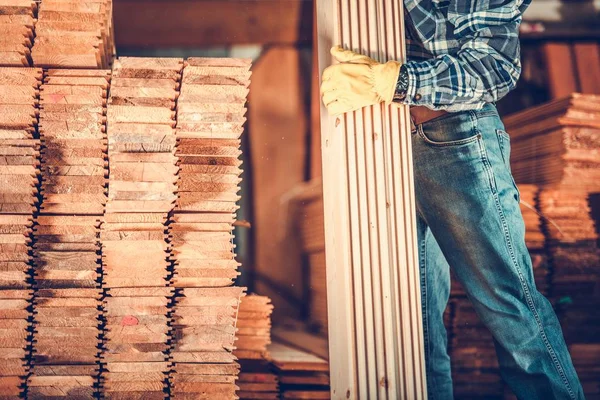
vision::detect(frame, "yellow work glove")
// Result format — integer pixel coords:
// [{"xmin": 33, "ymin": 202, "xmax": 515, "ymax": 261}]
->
[{"xmin": 320, "ymin": 46, "xmax": 402, "ymax": 116}]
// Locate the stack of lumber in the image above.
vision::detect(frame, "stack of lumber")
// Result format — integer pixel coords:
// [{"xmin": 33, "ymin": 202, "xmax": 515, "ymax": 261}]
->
[
  {"xmin": 101, "ymin": 57, "xmax": 181, "ymax": 399},
  {"xmin": 0, "ymin": 0, "xmax": 36, "ymax": 67},
  {"xmin": 569, "ymin": 344, "xmax": 600, "ymax": 398},
  {"xmin": 450, "ymin": 299, "xmax": 502, "ymax": 400},
  {"xmin": 294, "ymin": 180, "xmax": 327, "ymax": 334},
  {"xmin": 504, "ymin": 94, "xmax": 600, "ymax": 299},
  {"xmin": 269, "ymin": 342, "xmax": 330, "ymax": 400},
  {"xmin": 520, "ymin": 184, "xmax": 545, "ymax": 250},
  {"xmin": 235, "ymin": 295, "xmax": 276, "ymax": 400},
  {"xmin": 234, "ymin": 295, "xmax": 273, "ymax": 360},
  {"xmin": 538, "ymin": 189, "xmax": 600, "ymax": 299},
  {"xmin": 519, "ymin": 184, "xmax": 550, "ymax": 295},
  {"xmin": 237, "ymin": 361, "xmax": 279, "ymax": 400},
  {"xmin": 28, "ymin": 69, "xmax": 110, "ymax": 398},
  {"xmin": 31, "ymin": 0, "xmax": 115, "ymax": 69},
  {"xmin": 504, "ymin": 94, "xmax": 600, "ymax": 187},
  {"xmin": 169, "ymin": 58, "xmax": 250, "ymax": 399},
  {"xmin": 0, "ymin": 67, "xmax": 42, "ymax": 398}
]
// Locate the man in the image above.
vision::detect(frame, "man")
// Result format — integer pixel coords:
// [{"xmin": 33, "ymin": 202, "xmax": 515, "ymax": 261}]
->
[{"xmin": 320, "ymin": 1, "xmax": 585, "ymax": 399}]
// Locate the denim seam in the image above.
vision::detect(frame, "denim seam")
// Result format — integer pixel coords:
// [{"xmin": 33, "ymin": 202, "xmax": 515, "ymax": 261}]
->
[
  {"xmin": 495, "ymin": 130, "xmax": 521, "ymax": 203},
  {"xmin": 420, "ymin": 232, "xmax": 435, "ymax": 397},
  {"xmin": 477, "ymin": 132, "xmax": 576, "ymax": 400}
]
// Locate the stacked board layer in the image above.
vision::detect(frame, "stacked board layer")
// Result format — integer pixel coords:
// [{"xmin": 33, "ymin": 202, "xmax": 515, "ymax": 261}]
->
[
  {"xmin": 31, "ymin": 0, "xmax": 115, "ymax": 69},
  {"xmin": 269, "ymin": 342, "xmax": 330, "ymax": 400},
  {"xmin": 504, "ymin": 94, "xmax": 600, "ymax": 343},
  {"xmin": 0, "ymin": 67, "xmax": 42, "ymax": 398},
  {"xmin": 233, "ymin": 295, "xmax": 273, "ymax": 361},
  {"xmin": 0, "ymin": 1, "xmax": 36, "ymax": 67},
  {"xmin": 102, "ymin": 57, "xmax": 182, "ymax": 400},
  {"xmin": 28, "ymin": 69, "xmax": 110, "ymax": 399},
  {"xmin": 169, "ymin": 57, "xmax": 250, "ymax": 400},
  {"xmin": 0, "ymin": 56, "xmax": 252, "ymax": 399},
  {"xmin": 235, "ymin": 295, "xmax": 277, "ymax": 400},
  {"xmin": 505, "ymin": 93, "xmax": 600, "ymax": 187},
  {"xmin": 0, "ymin": 0, "xmax": 115, "ymax": 69}
]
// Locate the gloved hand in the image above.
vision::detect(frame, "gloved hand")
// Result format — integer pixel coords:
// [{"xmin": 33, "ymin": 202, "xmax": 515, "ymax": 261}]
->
[{"xmin": 320, "ymin": 46, "xmax": 402, "ymax": 115}]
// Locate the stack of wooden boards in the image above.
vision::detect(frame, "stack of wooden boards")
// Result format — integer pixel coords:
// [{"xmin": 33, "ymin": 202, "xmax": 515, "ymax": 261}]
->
[
  {"xmin": 0, "ymin": 67, "xmax": 42, "ymax": 398},
  {"xmin": 0, "ymin": 56, "xmax": 254, "ymax": 399},
  {"xmin": 0, "ymin": 1, "xmax": 36, "ymax": 67},
  {"xmin": 101, "ymin": 57, "xmax": 181, "ymax": 399},
  {"xmin": 234, "ymin": 295, "xmax": 273, "ymax": 360},
  {"xmin": 168, "ymin": 57, "xmax": 250, "ymax": 400},
  {"xmin": 28, "ymin": 69, "xmax": 110, "ymax": 398},
  {"xmin": 269, "ymin": 342, "xmax": 329, "ymax": 400},
  {"xmin": 506, "ymin": 94, "xmax": 600, "ymax": 187},
  {"xmin": 293, "ymin": 180, "xmax": 327, "ymax": 335},
  {"xmin": 504, "ymin": 93, "xmax": 600, "ymax": 300},
  {"xmin": 31, "ymin": 0, "xmax": 114, "ymax": 68},
  {"xmin": 0, "ymin": 0, "xmax": 115, "ymax": 69},
  {"xmin": 235, "ymin": 295, "xmax": 278, "ymax": 400}
]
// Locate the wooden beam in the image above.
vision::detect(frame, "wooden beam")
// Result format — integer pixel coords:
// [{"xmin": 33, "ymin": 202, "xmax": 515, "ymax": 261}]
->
[
  {"xmin": 543, "ymin": 43, "xmax": 579, "ymax": 99},
  {"xmin": 310, "ymin": 2, "xmax": 322, "ymax": 179},
  {"xmin": 248, "ymin": 47, "xmax": 309, "ymax": 322},
  {"xmin": 113, "ymin": 0, "xmax": 313, "ymax": 49},
  {"xmin": 573, "ymin": 43, "xmax": 600, "ymax": 95},
  {"xmin": 316, "ymin": 0, "xmax": 427, "ymax": 398}
]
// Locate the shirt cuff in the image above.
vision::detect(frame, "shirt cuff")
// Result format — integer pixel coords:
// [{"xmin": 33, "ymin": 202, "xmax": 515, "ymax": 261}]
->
[{"xmin": 402, "ymin": 61, "xmax": 426, "ymax": 106}]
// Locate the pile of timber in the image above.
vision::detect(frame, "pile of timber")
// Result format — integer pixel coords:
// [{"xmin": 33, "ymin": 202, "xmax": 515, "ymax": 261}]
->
[
  {"xmin": 28, "ymin": 69, "xmax": 110, "ymax": 398},
  {"xmin": 538, "ymin": 188, "xmax": 600, "ymax": 299},
  {"xmin": 269, "ymin": 342, "xmax": 330, "ymax": 400},
  {"xmin": 504, "ymin": 93, "xmax": 600, "ymax": 187},
  {"xmin": 0, "ymin": 0, "xmax": 36, "ymax": 67},
  {"xmin": 294, "ymin": 180, "xmax": 327, "ymax": 334},
  {"xmin": 101, "ymin": 57, "xmax": 182, "ymax": 399},
  {"xmin": 519, "ymin": 184, "xmax": 550, "ymax": 295},
  {"xmin": 235, "ymin": 295, "xmax": 277, "ymax": 400},
  {"xmin": 169, "ymin": 58, "xmax": 250, "ymax": 399},
  {"xmin": 237, "ymin": 362, "xmax": 279, "ymax": 400},
  {"xmin": 234, "ymin": 295, "xmax": 273, "ymax": 360},
  {"xmin": 569, "ymin": 344, "xmax": 600, "ymax": 398},
  {"xmin": 31, "ymin": 0, "xmax": 115, "ymax": 69},
  {"xmin": 504, "ymin": 93, "xmax": 600, "ymax": 326},
  {"xmin": 450, "ymin": 298, "xmax": 502, "ymax": 400},
  {"xmin": 0, "ymin": 67, "xmax": 41, "ymax": 398}
]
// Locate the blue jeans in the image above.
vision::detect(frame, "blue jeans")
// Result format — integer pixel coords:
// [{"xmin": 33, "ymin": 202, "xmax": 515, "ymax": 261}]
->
[{"xmin": 412, "ymin": 103, "xmax": 585, "ymax": 400}]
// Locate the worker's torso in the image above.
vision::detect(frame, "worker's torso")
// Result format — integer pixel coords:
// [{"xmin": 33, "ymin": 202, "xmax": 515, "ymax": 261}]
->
[{"xmin": 403, "ymin": 0, "xmax": 531, "ymax": 63}]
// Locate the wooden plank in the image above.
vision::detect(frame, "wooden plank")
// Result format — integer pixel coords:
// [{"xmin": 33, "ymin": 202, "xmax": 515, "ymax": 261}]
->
[
  {"xmin": 543, "ymin": 43, "xmax": 579, "ymax": 99},
  {"xmin": 248, "ymin": 47, "xmax": 308, "ymax": 320},
  {"xmin": 316, "ymin": 0, "xmax": 426, "ymax": 398},
  {"xmin": 113, "ymin": 0, "xmax": 313, "ymax": 48},
  {"xmin": 573, "ymin": 43, "xmax": 600, "ymax": 94}
]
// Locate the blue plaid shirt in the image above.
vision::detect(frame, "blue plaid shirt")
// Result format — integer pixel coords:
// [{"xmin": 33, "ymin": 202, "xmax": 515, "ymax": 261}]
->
[{"xmin": 402, "ymin": 0, "xmax": 531, "ymax": 111}]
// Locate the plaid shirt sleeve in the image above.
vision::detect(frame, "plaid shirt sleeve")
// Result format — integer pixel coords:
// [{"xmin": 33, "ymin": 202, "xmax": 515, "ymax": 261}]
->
[{"xmin": 403, "ymin": 0, "xmax": 531, "ymax": 111}]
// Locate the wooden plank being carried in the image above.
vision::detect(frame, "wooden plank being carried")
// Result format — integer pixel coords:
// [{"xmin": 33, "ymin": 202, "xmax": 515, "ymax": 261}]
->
[{"xmin": 316, "ymin": 0, "xmax": 426, "ymax": 398}]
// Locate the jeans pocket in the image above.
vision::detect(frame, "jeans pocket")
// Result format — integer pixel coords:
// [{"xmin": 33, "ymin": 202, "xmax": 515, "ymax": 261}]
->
[{"xmin": 418, "ymin": 110, "xmax": 481, "ymax": 147}]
